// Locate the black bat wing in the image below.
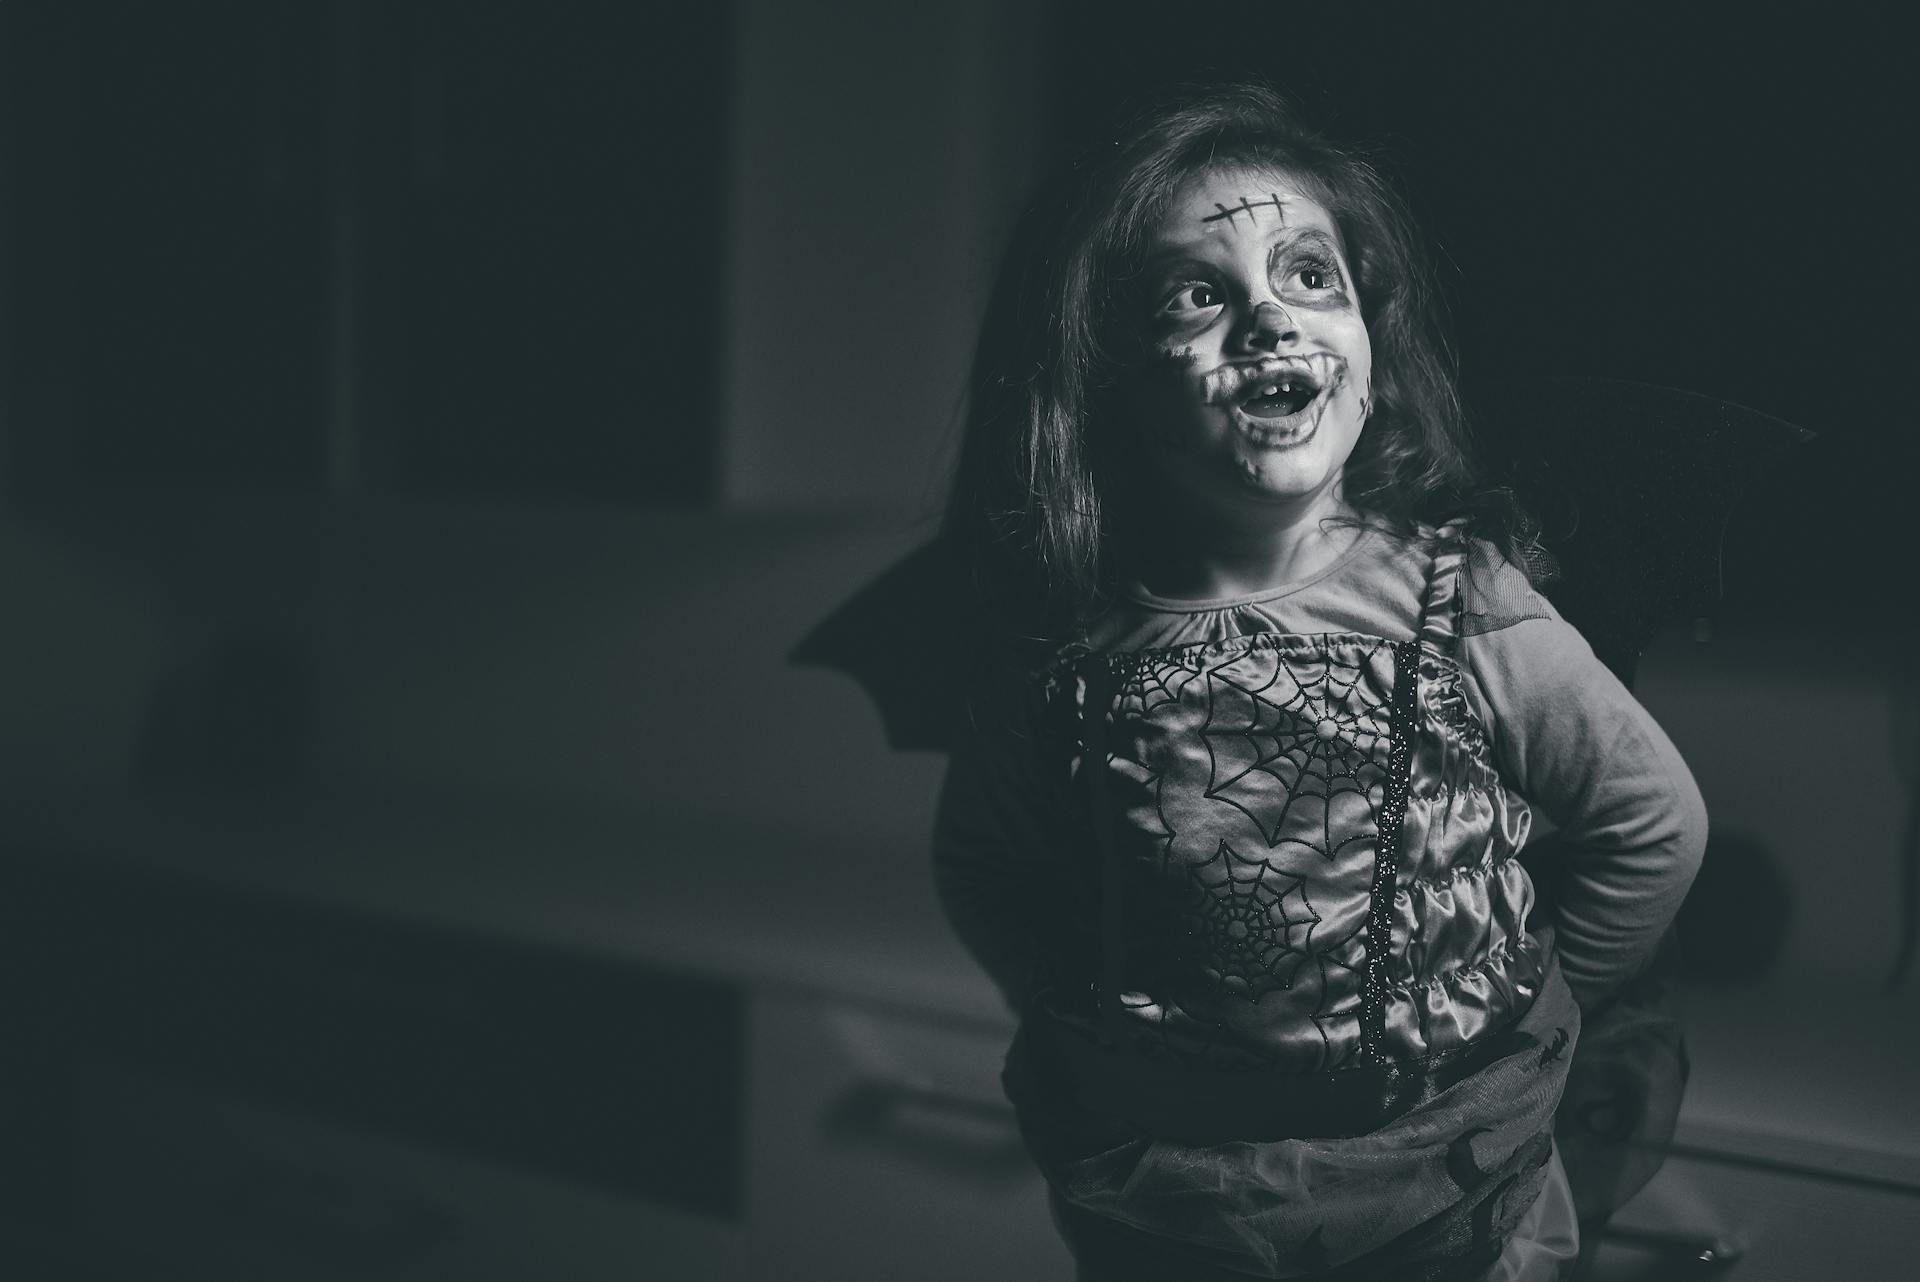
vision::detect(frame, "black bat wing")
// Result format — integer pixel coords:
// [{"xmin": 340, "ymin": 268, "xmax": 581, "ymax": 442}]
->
[
  {"xmin": 1482, "ymin": 377, "xmax": 1815, "ymax": 686},
  {"xmin": 788, "ymin": 536, "xmax": 981, "ymax": 751}
]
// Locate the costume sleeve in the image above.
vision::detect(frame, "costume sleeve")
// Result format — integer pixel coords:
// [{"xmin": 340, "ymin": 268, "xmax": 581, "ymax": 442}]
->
[
  {"xmin": 1462, "ymin": 556, "xmax": 1708, "ymax": 1009},
  {"xmin": 931, "ymin": 685, "xmax": 1069, "ymax": 1012}
]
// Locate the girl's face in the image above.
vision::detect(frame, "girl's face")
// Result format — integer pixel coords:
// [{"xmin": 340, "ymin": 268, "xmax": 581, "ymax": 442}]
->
[{"xmin": 1127, "ymin": 165, "xmax": 1373, "ymax": 522}]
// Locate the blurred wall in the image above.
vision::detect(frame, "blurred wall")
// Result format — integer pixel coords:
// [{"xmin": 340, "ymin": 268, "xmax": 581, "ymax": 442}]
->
[
  {"xmin": 0, "ymin": 0, "xmax": 1051, "ymax": 856},
  {"xmin": 1, "ymin": 6, "xmax": 1910, "ymax": 992},
  {"xmin": 721, "ymin": 0, "xmax": 1044, "ymax": 512}
]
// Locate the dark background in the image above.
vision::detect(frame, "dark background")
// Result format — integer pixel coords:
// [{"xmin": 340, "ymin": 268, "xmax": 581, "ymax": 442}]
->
[
  {"xmin": 4, "ymin": 0, "xmax": 728, "ymax": 502},
  {"xmin": 0, "ymin": 2, "xmax": 1913, "ymax": 1276},
  {"xmin": 1043, "ymin": 3, "xmax": 1913, "ymax": 623},
  {"xmin": 7, "ymin": 3, "xmax": 1908, "ymax": 609}
]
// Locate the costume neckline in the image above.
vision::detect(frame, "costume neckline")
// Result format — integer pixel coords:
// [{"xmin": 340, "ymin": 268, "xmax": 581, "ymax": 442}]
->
[{"xmin": 1119, "ymin": 526, "xmax": 1381, "ymax": 614}]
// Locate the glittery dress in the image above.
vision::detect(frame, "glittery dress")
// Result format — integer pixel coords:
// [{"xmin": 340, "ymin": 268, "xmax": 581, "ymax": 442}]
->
[{"xmin": 934, "ymin": 524, "xmax": 1704, "ymax": 1279}]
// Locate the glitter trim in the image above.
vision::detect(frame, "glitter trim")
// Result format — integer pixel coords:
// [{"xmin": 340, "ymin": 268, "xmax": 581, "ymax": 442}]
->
[{"xmin": 1361, "ymin": 639, "xmax": 1420, "ymax": 1064}]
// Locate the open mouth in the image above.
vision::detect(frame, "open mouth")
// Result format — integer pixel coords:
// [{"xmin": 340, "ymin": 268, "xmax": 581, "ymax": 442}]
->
[
  {"xmin": 1198, "ymin": 353, "xmax": 1347, "ymax": 447},
  {"xmin": 1236, "ymin": 373, "xmax": 1321, "ymax": 420}
]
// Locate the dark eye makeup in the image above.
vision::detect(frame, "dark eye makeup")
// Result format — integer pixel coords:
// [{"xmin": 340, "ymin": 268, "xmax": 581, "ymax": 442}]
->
[
  {"xmin": 1146, "ymin": 233, "xmax": 1350, "ymax": 325},
  {"xmin": 1283, "ymin": 251, "xmax": 1342, "ymax": 293}
]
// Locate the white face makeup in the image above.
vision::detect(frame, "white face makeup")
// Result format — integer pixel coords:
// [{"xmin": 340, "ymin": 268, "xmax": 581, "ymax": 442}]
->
[{"xmin": 1130, "ymin": 165, "xmax": 1373, "ymax": 523}]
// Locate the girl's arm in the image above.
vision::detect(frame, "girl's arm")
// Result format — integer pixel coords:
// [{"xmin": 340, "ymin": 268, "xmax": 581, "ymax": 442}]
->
[
  {"xmin": 931, "ymin": 689, "xmax": 1065, "ymax": 1012},
  {"xmin": 1463, "ymin": 552, "xmax": 1710, "ymax": 1009}
]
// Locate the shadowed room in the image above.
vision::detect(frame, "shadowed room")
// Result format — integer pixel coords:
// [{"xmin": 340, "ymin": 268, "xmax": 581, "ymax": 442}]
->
[{"xmin": 0, "ymin": 2, "xmax": 1915, "ymax": 1279}]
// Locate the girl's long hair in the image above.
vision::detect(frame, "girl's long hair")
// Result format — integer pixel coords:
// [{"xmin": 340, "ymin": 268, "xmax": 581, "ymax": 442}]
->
[{"xmin": 946, "ymin": 78, "xmax": 1539, "ymax": 643}]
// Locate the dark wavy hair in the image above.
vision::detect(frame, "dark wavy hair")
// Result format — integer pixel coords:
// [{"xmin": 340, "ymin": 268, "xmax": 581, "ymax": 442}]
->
[{"xmin": 946, "ymin": 78, "xmax": 1536, "ymax": 641}]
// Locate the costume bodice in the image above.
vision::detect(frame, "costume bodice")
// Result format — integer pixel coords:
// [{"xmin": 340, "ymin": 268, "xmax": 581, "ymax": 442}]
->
[{"xmin": 1036, "ymin": 529, "xmax": 1545, "ymax": 1079}]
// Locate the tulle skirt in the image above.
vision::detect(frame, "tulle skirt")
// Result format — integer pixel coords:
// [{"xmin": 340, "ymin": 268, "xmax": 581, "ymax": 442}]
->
[
  {"xmin": 1050, "ymin": 1143, "xmax": 1578, "ymax": 1281},
  {"xmin": 1006, "ymin": 958, "xmax": 1583, "ymax": 1281}
]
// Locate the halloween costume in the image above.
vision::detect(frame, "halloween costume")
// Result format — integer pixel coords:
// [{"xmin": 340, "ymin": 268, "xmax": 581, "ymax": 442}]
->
[
  {"xmin": 798, "ymin": 379, "xmax": 1808, "ymax": 1274},
  {"xmin": 934, "ymin": 523, "xmax": 1707, "ymax": 1278}
]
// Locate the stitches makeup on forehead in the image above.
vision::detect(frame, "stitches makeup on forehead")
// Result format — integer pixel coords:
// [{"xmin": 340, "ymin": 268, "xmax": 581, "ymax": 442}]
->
[{"xmin": 1202, "ymin": 193, "xmax": 1289, "ymax": 227}]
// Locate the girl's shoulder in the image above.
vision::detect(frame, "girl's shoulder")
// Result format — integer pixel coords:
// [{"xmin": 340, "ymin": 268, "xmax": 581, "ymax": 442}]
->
[
  {"xmin": 1061, "ymin": 518, "xmax": 1559, "ymax": 656},
  {"xmin": 1402, "ymin": 516, "xmax": 1560, "ymax": 640},
  {"xmin": 1454, "ymin": 533, "xmax": 1560, "ymax": 640}
]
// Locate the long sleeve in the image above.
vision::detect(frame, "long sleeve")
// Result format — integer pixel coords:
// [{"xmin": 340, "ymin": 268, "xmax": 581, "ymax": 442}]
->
[
  {"xmin": 1462, "ymin": 565, "xmax": 1709, "ymax": 1008},
  {"xmin": 931, "ymin": 689, "xmax": 1069, "ymax": 1012}
]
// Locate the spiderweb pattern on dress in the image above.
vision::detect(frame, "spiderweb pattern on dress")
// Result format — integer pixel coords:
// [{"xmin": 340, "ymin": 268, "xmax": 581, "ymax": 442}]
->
[
  {"xmin": 1102, "ymin": 638, "xmax": 1397, "ymax": 1067},
  {"xmin": 1198, "ymin": 639, "xmax": 1395, "ymax": 857}
]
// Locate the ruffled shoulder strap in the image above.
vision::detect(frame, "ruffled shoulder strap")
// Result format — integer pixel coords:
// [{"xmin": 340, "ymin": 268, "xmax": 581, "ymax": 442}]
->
[{"xmin": 1416, "ymin": 519, "xmax": 1471, "ymax": 656}]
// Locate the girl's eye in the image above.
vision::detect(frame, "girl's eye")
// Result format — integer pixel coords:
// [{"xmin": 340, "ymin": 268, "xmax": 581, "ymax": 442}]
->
[
  {"xmin": 1294, "ymin": 263, "xmax": 1338, "ymax": 291},
  {"xmin": 1162, "ymin": 283, "xmax": 1222, "ymax": 315}
]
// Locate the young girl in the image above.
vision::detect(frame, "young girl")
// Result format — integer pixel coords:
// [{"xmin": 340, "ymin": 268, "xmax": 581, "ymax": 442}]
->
[{"xmin": 933, "ymin": 81, "xmax": 1707, "ymax": 1281}]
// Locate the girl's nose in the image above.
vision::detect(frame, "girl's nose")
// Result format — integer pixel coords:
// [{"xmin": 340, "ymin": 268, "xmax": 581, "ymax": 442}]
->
[{"xmin": 1245, "ymin": 300, "xmax": 1300, "ymax": 352}]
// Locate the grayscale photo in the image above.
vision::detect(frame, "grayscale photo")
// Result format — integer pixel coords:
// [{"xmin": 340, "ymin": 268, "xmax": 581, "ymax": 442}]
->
[{"xmin": 0, "ymin": 3, "xmax": 1913, "ymax": 1279}]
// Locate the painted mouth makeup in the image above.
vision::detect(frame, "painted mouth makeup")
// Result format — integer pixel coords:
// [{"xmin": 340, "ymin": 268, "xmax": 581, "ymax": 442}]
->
[{"xmin": 1204, "ymin": 352, "xmax": 1347, "ymax": 448}]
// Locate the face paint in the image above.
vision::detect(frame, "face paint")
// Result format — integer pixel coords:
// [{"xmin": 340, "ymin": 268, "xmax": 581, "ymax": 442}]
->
[
  {"xmin": 1206, "ymin": 353, "xmax": 1350, "ymax": 450},
  {"xmin": 1263, "ymin": 229, "xmax": 1352, "ymax": 312},
  {"xmin": 1202, "ymin": 192, "xmax": 1291, "ymax": 228},
  {"xmin": 1125, "ymin": 165, "xmax": 1374, "ymax": 514}
]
